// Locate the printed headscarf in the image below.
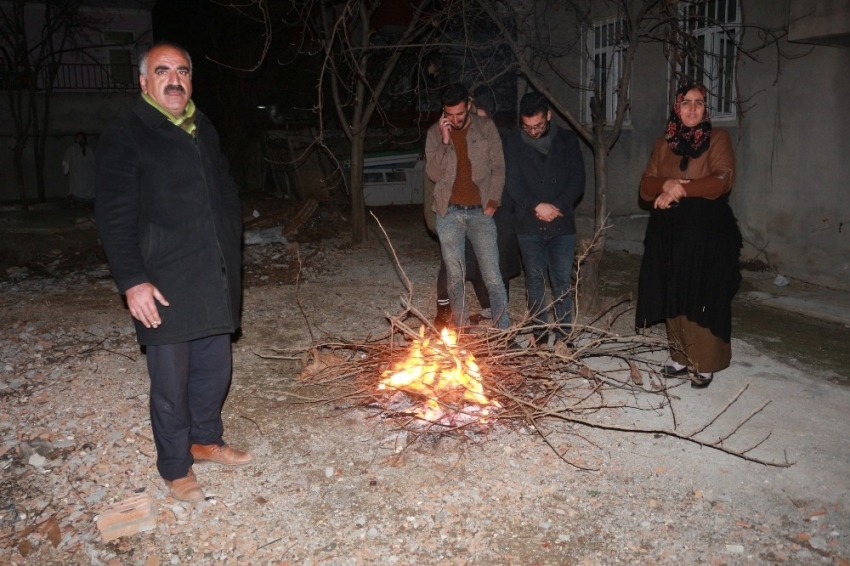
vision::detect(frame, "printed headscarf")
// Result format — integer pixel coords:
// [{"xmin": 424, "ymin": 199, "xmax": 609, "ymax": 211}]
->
[{"xmin": 665, "ymin": 81, "xmax": 711, "ymax": 172}]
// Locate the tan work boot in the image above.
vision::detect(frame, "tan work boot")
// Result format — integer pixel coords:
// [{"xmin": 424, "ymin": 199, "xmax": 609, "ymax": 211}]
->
[
  {"xmin": 190, "ymin": 443, "xmax": 254, "ymax": 467},
  {"xmin": 164, "ymin": 468, "xmax": 204, "ymax": 502}
]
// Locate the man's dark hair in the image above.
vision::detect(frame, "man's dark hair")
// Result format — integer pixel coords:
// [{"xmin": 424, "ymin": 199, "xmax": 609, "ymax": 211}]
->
[
  {"xmin": 472, "ymin": 87, "xmax": 496, "ymax": 116},
  {"xmin": 441, "ymin": 83, "xmax": 469, "ymax": 107},
  {"xmin": 520, "ymin": 92, "xmax": 549, "ymax": 118}
]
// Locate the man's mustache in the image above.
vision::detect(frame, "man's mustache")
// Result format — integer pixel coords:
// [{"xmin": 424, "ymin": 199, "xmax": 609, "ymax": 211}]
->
[{"xmin": 164, "ymin": 85, "xmax": 186, "ymax": 95}]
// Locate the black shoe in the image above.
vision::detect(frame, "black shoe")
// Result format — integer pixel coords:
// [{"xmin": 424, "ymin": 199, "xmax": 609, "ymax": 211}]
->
[
  {"xmin": 434, "ymin": 303, "xmax": 452, "ymax": 332},
  {"xmin": 468, "ymin": 312, "xmax": 487, "ymax": 325},
  {"xmin": 690, "ymin": 373, "xmax": 714, "ymax": 388},
  {"xmin": 661, "ymin": 364, "xmax": 688, "ymax": 378},
  {"xmin": 506, "ymin": 340, "xmax": 523, "ymax": 352}
]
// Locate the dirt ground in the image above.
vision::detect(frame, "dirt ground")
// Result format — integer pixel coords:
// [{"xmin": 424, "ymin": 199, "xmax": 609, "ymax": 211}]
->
[{"xmin": 1, "ymin": 203, "xmax": 849, "ymax": 565}]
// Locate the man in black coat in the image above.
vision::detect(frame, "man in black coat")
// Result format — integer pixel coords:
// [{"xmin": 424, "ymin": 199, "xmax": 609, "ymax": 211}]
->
[
  {"xmin": 95, "ymin": 42, "xmax": 252, "ymax": 502},
  {"xmin": 504, "ymin": 92, "xmax": 585, "ymax": 347}
]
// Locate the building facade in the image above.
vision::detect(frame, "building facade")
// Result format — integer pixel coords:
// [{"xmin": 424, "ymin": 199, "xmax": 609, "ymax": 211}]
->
[
  {"xmin": 0, "ymin": 0, "xmax": 153, "ymax": 204},
  {"xmin": 548, "ymin": 0, "xmax": 850, "ymax": 291}
]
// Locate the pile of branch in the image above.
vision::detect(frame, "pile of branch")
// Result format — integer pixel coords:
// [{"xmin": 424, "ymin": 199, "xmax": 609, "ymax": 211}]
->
[
  {"xmin": 256, "ymin": 215, "xmax": 793, "ymax": 470},
  {"xmin": 258, "ymin": 300, "xmax": 790, "ymax": 470}
]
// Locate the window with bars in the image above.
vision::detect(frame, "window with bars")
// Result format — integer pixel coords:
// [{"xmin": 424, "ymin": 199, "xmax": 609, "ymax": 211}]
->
[
  {"xmin": 675, "ymin": 0, "xmax": 740, "ymax": 120},
  {"xmin": 583, "ymin": 17, "xmax": 629, "ymax": 125},
  {"xmin": 103, "ymin": 30, "xmax": 135, "ymax": 86}
]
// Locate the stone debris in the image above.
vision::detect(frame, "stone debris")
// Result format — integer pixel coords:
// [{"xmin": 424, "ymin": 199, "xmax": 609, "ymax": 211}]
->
[
  {"xmin": 95, "ymin": 494, "xmax": 156, "ymax": 542},
  {"xmin": 243, "ymin": 226, "xmax": 289, "ymax": 246}
]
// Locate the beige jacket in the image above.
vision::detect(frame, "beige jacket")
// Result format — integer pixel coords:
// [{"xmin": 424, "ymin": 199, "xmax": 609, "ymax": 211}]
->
[
  {"xmin": 424, "ymin": 113, "xmax": 505, "ymax": 217},
  {"xmin": 640, "ymin": 129, "xmax": 735, "ymax": 202}
]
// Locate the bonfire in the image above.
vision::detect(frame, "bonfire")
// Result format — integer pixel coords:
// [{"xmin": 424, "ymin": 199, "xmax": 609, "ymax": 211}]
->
[{"xmin": 377, "ymin": 328, "xmax": 500, "ymax": 423}]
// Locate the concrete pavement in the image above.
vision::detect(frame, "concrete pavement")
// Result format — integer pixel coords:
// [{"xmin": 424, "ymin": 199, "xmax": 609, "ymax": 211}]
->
[{"xmin": 749, "ymin": 288, "xmax": 850, "ymax": 327}]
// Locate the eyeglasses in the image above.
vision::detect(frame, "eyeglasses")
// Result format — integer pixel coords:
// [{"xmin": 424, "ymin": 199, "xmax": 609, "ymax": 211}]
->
[{"xmin": 521, "ymin": 121, "xmax": 547, "ymax": 134}]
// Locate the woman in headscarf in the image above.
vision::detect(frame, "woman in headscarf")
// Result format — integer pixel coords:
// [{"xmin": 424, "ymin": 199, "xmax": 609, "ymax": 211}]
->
[{"xmin": 635, "ymin": 81, "xmax": 742, "ymax": 388}]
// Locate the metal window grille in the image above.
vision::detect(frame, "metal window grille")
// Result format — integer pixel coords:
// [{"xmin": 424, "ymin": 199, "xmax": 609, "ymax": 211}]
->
[
  {"xmin": 104, "ymin": 30, "xmax": 136, "ymax": 88},
  {"xmin": 584, "ymin": 17, "xmax": 629, "ymax": 125},
  {"xmin": 0, "ymin": 63, "xmax": 139, "ymax": 91},
  {"xmin": 677, "ymin": 0, "xmax": 740, "ymax": 119}
]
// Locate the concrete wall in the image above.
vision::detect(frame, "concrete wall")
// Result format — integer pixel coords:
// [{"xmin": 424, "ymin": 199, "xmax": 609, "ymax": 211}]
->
[
  {"xmin": 549, "ymin": 0, "xmax": 849, "ymax": 291},
  {"xmin": 734, "ymin": 4, "xmax": 850, "ymax": 289},
  {"xmin": 788, "ymin": 0, "xmax": 850, "ymax": 46}
]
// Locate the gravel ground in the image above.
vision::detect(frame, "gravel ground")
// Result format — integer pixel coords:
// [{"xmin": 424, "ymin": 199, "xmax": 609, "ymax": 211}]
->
[{"xmin": 1, "ymin": 205, "xmax": 849, "ymax": 565}]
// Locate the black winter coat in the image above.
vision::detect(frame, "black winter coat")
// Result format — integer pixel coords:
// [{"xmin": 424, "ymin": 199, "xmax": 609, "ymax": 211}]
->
[
  {"xmin": 503, "ymin": 126, "xmax": 585, "ymax": 235},
  {"xmin": 95, "ymin": 99, "xmax": 242, "ymax": 346}
]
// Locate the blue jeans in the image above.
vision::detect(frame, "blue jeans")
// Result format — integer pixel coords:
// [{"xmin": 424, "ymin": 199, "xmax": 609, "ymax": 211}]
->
[
  {"xmin": 436, "ymin": 205, "xmax": 509, "ymax": 329},
  {"xmin": 517, "ymin": 233, "xmax": 576, "ymax": 339}
]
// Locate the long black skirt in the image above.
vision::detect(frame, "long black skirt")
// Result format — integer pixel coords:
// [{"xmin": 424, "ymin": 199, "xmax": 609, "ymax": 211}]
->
[{"xmin": 635, "ymin": 195, "xmax": 742, "ymax": 342}]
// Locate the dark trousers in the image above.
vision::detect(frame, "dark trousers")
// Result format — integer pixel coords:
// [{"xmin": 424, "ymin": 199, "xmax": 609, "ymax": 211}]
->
[{"xmin": 146, "ymin": 334, "xmax": 232, "ymax": 480}]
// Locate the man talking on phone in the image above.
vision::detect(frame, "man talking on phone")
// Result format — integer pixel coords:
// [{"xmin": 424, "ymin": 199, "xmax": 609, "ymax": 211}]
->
[{"xmin": 425, "ymin": 83, "xmax": 510, "ymax": 330}]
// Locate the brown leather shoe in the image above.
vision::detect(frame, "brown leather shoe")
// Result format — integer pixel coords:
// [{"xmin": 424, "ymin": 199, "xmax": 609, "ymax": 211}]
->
[
  {"xmin": 190, "ymin": 443, "xmax": 254, "ymax": 467},
  {"xmin": 165, "ymin": 469, "xmax": 204, "ymax": 502}
]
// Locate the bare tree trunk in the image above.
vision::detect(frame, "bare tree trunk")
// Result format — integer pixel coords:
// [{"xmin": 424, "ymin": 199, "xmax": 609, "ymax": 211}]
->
[
  {"xmin": 581, "ymin": 133, "xmax": 609, "ymax": 312},
  {"xmin": 317, "ymin": 0, "xmax": 435, "ymax": 246},
  {"xmin": 349, "ymin": 133, "xmax": 366, "ymax": 244},
  {"xmin": 578, "ymin": 87, "xmax": 613, "ymax": 313},
  {"xmin": 12, "ymin": 141, "xmax": 29, "ymax": 208},
  {"xmin": 31, "ymin": 88, "xmax": 47, "ymax": 202}
]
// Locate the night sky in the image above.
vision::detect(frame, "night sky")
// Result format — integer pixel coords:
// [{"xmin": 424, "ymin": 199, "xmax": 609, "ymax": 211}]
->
[
  {"xmin": 150, "ymin": 0, "xmax": 314, "ymax": 123},
  {"xmin": 151, "ymin": 0, "xmax": 210, "ymax": 49},
  {"xmin": 147, "ymin": 0, "xmax": 317, "ymax": 186}
]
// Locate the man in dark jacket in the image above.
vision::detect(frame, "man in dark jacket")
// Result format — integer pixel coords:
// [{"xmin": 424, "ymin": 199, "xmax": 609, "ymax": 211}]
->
[
  {"xmin": 95, "ymin": 42, "xmax": 252, "ymax": 502},
  {"xmin": 504, "ymin": 92, "xmax": 585, "ymax": 347}
]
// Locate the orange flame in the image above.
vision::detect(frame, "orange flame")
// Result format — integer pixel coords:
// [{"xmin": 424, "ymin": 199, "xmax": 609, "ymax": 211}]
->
[{"xmin": 377, "ymin": 328, "xmax": 499, "ymax": 421}]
